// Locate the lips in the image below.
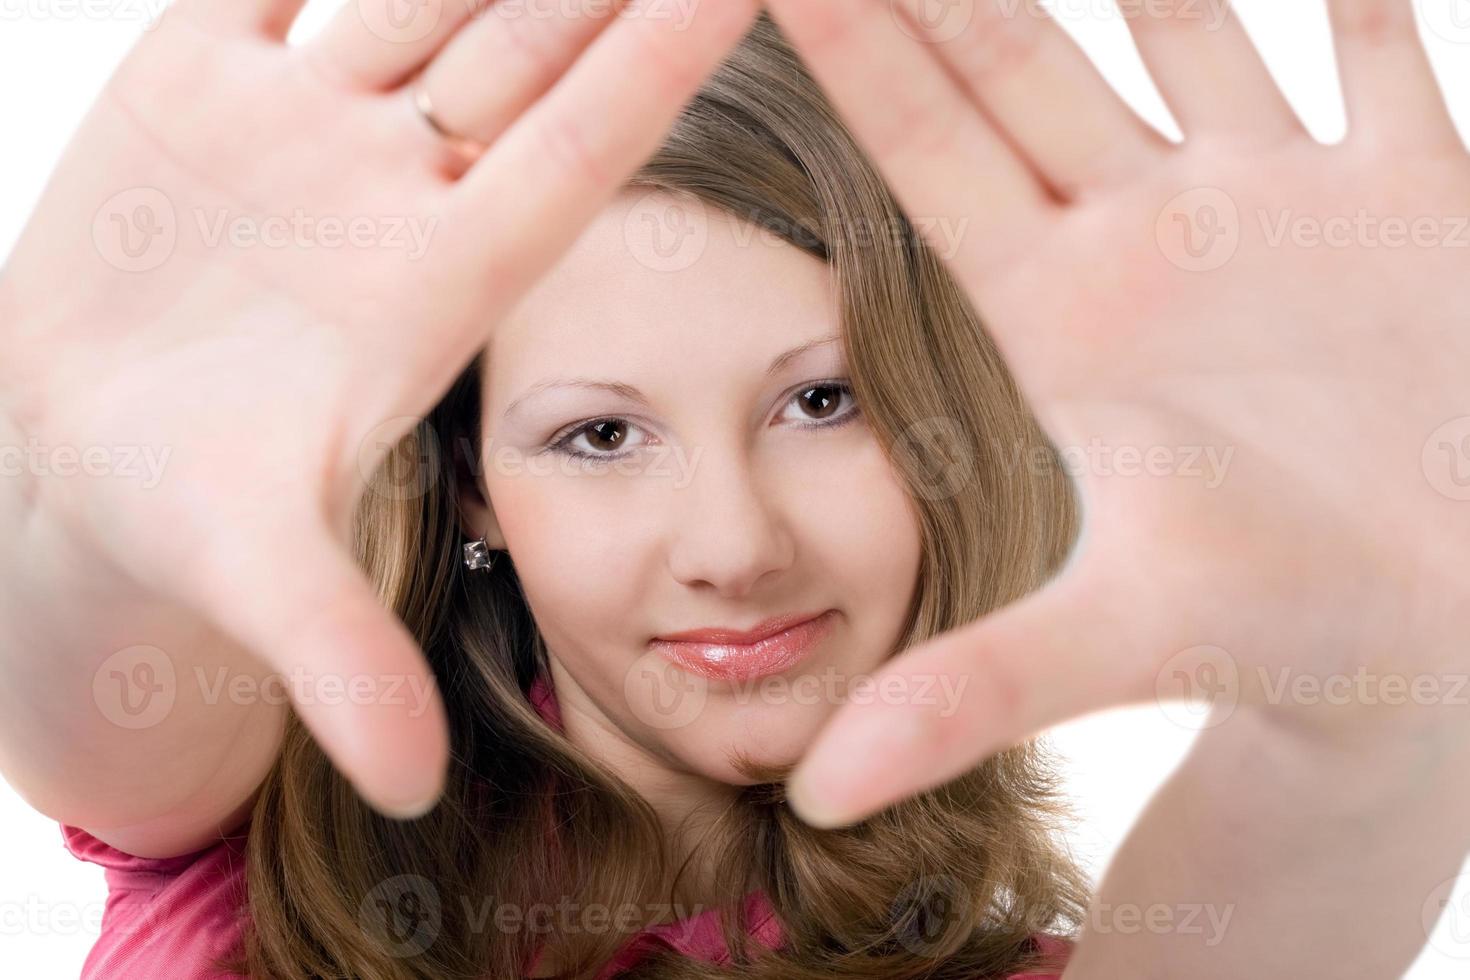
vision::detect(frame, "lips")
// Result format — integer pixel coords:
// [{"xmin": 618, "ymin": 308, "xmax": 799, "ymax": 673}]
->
[{"xmin": 649, "ymin": 609, "xmax": 837, "ymax": 682}]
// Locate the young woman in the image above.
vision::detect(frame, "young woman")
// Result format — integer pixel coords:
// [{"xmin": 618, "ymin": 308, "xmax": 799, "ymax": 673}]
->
[{"xmin": 2, "ymin": 0, "xmax": 1468, "ymax": 978}]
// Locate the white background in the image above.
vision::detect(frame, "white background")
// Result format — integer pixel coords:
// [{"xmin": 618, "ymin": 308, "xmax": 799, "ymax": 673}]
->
[{"xmin": 3, "ymin": 1, "xmax": 1470, "ymax": 976}]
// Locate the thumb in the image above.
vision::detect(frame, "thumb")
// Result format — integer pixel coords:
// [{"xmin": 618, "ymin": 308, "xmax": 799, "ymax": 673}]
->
[
  {"xmin": 189, "ymin": 512, "xmax": 449, "ymax": 820},
  {"xmin": 787, "ymin": 556, "xmax": 1148, "ymax": 828}
]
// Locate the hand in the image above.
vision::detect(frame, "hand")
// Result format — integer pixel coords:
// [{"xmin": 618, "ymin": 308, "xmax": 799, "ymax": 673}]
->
[
  {"xmin": 764, "ymin": 0, "xmax": 1470, "ymax": 824},
  {"xmin": 0, "ymin": 0, "xmax": 759, "ymax": 818}
]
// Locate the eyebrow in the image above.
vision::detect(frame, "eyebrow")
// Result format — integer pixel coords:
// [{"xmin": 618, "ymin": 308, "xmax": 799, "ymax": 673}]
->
[{"xmin": 501, "ymin": 334, "xmax": 843, "ymax": 421}]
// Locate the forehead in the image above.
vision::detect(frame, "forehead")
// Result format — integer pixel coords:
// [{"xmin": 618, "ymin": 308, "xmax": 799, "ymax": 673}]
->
[{"xmin": 486, "ymin": 190, "xmax": 838, "ymax": 401}]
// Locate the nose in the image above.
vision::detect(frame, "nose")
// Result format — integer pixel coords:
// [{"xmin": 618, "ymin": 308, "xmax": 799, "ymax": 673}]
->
[{"xmin": 664, "ymin": 443, "xmax": 796, "ymax": 598}]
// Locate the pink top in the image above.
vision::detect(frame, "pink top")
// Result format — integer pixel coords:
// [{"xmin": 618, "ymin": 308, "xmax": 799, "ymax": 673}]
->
[{"xmin": 60, "ymin": 674, "xmax": 1071, "ymax": 979}]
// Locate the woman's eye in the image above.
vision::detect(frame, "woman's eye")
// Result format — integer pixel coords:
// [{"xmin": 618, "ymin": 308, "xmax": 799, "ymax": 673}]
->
[
  {"xmin": 551, "ymin": 418, "xmax": 647, "ymax": 460},
  {"xmin": 779, "ymin": 381, "xmax": 860, "ymax": 427},
  {"xmin": 549, "ymin": 382, "xmax": 858, "ymax": 461}
]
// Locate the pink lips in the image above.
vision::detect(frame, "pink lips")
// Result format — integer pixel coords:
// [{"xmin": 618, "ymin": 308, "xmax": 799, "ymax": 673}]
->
[{"xmin": 649, "ymin": 610, "xmax": 837, "ymax": 682}]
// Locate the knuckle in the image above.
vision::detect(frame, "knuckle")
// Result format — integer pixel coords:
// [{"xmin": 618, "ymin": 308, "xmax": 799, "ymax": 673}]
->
[
  {"xmin": 960, "ymin": 3, "xmax": 1045, "ymax": 83},
  {"xmin": 495, "ymin": 4, "xmax": 567, "ymax": 82},
  {"xmin": 531, "ymin": 112, "xmax": 606, "ymax": 189}
]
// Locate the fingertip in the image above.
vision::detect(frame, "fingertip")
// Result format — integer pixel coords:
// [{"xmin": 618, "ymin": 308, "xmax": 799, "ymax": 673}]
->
[{"xmin": 786, "ymin": 771, "xmax": 860, "ymax": 830}]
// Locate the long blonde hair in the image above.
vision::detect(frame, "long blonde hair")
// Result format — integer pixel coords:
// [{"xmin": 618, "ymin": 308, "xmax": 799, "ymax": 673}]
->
[{"xmin": 228, "ymin": 12, "xmax": 1088, "ymax": 979}]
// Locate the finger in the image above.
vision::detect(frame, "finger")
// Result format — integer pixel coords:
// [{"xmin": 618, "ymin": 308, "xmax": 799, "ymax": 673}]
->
[
  {"xmin": 306, "ymin": 0, "xmax": 484, "ymax": 90},
  {"xmin": 172, "ymin": 0, "xmax": 310, "ymax": 38},
  {"xmin": 448, "ymin": 0, "xmax": 762, "ymax": 288},
  {"xmin": 786, "ymin": 558, "xmax": 1151, "ymax": 828},
  {"xmin": 415, "ymin": 0, "xmax": 624, "ymax": 150},
  {"xmin": 191, "ymin": 514, "xmax": 449, "ymax": 820},
  {"xmin": 1118, "ymin": 0, "xmax": 1304, "ymax": 143},
  {"xmin": 1326, "ymin": 0, "xmax": 1460, "ymax": 149},
  {"xmin": 890, "ymin": 0, "xmax": 1170, "ymax": 198},
  {"xmin": 764, "ymin": 0, "xmax": 1055, "ymax": 274}
]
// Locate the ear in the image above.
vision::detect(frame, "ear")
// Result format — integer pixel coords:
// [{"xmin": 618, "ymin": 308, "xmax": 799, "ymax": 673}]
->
[{"xmin": 452, "ymin": 434, "xmax": 509, "ymax": 551}]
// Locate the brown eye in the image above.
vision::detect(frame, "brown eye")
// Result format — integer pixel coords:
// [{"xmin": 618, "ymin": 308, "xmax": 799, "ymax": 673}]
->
[
  {"xmin": 585, "ymin": 420, "xmax": 626, "ymax": 451},
  {"xmin": 551, "ymin": 417, "xmax": 648, "ymax": 461},
  {"xmin": 802, "ymin": 385, "xmax": 839, "ymax": 419}
]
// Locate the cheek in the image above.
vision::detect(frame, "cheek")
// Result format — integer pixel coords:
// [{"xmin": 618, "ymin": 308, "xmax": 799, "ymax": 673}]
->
[
  {"xmin": 486, "ymin": 474, "xmax": 641, "ymax": 653},
  {"xmin": 789, "ymin": 436, "xmax": 923, "ymax": 606}
]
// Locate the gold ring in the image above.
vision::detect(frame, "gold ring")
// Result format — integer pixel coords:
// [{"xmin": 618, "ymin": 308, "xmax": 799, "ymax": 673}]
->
[{"xmin": 410, "ymin": 75, "xmax": 490, "ymax": 160}]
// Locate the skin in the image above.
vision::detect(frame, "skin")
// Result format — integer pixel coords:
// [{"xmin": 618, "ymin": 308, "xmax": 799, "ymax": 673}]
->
[
  {"xmin": 0, "ymin": 0, "xmax": 763, "ymax": 848},
  {"xmin": 457, "ymin": 191, "xmax": 924, "ymax": 893},
  {"xmin": 762, "ymin": 0, "xmax": 1470, "ymax": 974},
  {"xmin": 2, "ymin": 0, "xmax": 1467, "ymax": 972}
]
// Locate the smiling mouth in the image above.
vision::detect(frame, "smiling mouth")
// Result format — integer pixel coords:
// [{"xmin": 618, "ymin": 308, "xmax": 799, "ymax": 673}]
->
[{"xmin": 648, "ymin": 609, "xmax": 837, "ymax": 682}]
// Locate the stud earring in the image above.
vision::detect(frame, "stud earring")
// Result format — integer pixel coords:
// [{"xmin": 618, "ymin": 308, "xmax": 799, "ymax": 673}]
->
[{"xmin": 462, "ymin": 536, "xmax": 499, "ymax": 572}]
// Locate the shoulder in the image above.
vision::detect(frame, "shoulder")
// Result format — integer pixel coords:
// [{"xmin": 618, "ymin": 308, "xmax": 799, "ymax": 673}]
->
[{"xmin": 60, "ymin": 821, "xmax": 250, "ymax": 979}]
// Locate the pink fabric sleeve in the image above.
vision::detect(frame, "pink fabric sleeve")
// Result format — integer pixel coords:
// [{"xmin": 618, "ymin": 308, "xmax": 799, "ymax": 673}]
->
[
  {"xmin": 1004, "ymin": 932, "xmax": 1073, "ymax": 978},
  {"xmin": 59, "ymin": 822, "xmax": 251, "ymax": 979}
]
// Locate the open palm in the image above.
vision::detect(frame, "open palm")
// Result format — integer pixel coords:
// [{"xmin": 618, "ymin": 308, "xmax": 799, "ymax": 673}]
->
[
  {"xmin": 769, "ymin": 0, "xmax": 1470, "ymax": 823},
  {"xmin": 0, "ymin": 0, "xmax": 759, "ymax": 818}
]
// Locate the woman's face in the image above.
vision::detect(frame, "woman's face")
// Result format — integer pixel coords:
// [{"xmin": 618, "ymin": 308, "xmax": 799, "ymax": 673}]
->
[{"xmin": 463, "ymin": 189, "xmax": 923, "ymax": 800}]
